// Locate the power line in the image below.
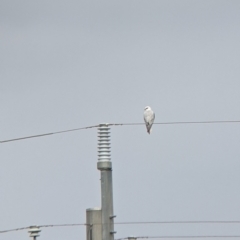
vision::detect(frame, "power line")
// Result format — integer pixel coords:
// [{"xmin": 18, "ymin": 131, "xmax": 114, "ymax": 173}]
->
[
  {"xmin": 0, "ymin": 124, "xmax": 99, "ymax": 143},
  {"xmin": 2, "ymin": 221, "xmax": 240, "ymax": 234},
  {"xmin": 116, "ymin": 236, "xmax": 240, "ymax": 239},
  {"xmin": 0, "ymin": 224, "xmax": 87, "ymax": 234},
  {"xmin": 39, "ymin": 223, "xmax": 87, "ymax": 228},
  {"xmin": 112, "ymin": 120, "xmax": 240, "ymax": 126},
  {"xmin": 1, "ymin": 120, "xmax": 240, "ymax": 143},
  {"xmin": 0, "ymin": 226, "xmax": 30, "ymax": 234},
  {"xmin": 114, "ymin": 221, "xmax": 240, "ymax": 225}
]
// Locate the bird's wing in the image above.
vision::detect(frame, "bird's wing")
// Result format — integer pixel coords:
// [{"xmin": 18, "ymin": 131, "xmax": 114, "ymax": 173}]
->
[
  {"xmin": 143, "ymin": 111, "xmax": 150, "ymax": 124},
  {"xmin": 152, "ymin": 112, "xmax": 155, "ymax": 122}
]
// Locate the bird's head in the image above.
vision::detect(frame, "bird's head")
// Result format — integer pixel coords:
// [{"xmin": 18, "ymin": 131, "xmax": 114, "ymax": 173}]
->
[{"xmin": 144, "ymin": 106, "xmax": 151, "ymax": 111}]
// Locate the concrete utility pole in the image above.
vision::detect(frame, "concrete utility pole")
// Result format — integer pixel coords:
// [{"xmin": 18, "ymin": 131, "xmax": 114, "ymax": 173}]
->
[
  {"xmin": 97, "ymin": 124, "xmax": 116, "ymax": 240},
  {"xmin": 86, "ymin": 208, "xmax": 102, "ymax": 240},
  {"xmin": 86, "ymin": 124, "xmax": 115, "ymax": 240}
]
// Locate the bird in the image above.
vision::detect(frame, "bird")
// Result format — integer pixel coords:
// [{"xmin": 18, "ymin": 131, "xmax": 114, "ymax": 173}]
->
[{"xmin": 143, "ymin": 106, "xmax": 155, "ymax": 134}]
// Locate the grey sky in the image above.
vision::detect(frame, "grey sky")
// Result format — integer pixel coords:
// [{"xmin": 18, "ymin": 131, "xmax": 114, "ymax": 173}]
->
[{"xmin": 1, "ymin": 1, "xmax": 240, "ymax": 239}]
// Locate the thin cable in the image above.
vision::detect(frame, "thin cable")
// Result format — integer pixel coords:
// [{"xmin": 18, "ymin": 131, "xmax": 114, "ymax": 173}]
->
[
  {"xmin": 0, "ymin": 224, "xmax": 87, "ymax": 234},
  {"xmin": 0, "ymin": 226, "xmax": 30, "ymax": 234},
  {"xmin": 1, "ymin": 120, "xmax": 240, "ymax": 143},
  {"xmin": 110, "ymin": 120, "xmax": 240, "ymax": 126},
  {"xmin": 116, "ymin": 236, "xmax": 240, "ymax": 239},
  {"xmin": 39, "ymin": 223, "xmax": 87, "ymax": 228},
  {"xmin": 114, "ymin": 221, "xmax": 240, "ymax": 225},
  {"xmin": 2, "ymin": 221, "xmax": 240, "ymax": 234},
  {"xmin": 0, "ymin": 124, "xmax": 99, "ymax": 143}
]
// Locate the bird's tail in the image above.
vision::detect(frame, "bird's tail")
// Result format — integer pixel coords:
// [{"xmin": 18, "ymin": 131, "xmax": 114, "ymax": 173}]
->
[{"xmin": 147, "ymin": 128, "xmax": 151, "ymax": 134}]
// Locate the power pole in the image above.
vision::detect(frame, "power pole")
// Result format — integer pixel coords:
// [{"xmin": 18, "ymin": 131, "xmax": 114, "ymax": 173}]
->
[
  {"xmin": 97, "ymin": 124, "xmax": 116, "ymax": 240},
  {"xmin": 86, "ymin": 124, "xmax": 115, "ymax": 240},
  {"xmin": 86, "ymin": 208, "xmax": 102, "ymax": 240}
]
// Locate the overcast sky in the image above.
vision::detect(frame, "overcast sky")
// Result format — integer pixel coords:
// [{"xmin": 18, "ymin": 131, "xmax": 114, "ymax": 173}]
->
[{"xmin": 1, "ymin": 1, "xmax": 240, "ymax": 240}]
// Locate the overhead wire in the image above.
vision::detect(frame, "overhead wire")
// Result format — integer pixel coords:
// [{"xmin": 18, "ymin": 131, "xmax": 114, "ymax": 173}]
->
[
  {"xmin": 0, "ymin": 124, "xmax": 99, "ymax": 143},
  {"xmin": 39, "ymin": 223, "xmax": 87, "ymax": 228},
  {"xmin": 1, "ymin": 120, "xmax": 240, "ymax": 143},
  {"xmin": 116, "ymin": 236, "xmax": 240, "ymax": 239},
  {"xmin": 0, "ymin": 226, "xmax": 30, "ymax": 234},
  {"xmin": 114, "ymin": 221, "xmax": 240, "ymax": 225},
  {"xmin": 111, "ymin": 120, "xmax": 240, "ymax": 126},
  {"xmin": 0, "ymin": 224, "xmax": 87, "ymax": 234},
  {"xmin": 2, "ymin": 221, "xmax": 240, "ymax": 234}
]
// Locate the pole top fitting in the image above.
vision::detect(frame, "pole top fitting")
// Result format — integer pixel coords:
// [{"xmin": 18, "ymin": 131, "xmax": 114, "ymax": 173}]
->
[
  {"xmin": 98, "ymin": 123, "xmax": 111, "ymax": 162},
  {"xmin": 97, "ymin": 161, "xmax": 112, "ymax": 170},
  {"xmin": 28, "ymin": 226, "xmax": 41, "ymax": 239}
]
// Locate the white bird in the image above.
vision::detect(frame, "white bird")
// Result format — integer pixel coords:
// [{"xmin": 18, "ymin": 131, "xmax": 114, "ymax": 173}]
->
[{"xmin": 143, "ymin": 106, "xmax": 155, "ymax": 134}]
